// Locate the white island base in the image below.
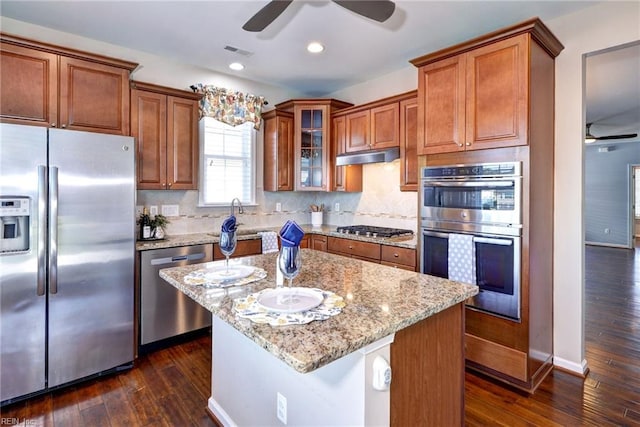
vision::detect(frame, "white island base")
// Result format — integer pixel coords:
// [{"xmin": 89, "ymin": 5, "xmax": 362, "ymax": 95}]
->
[{"xmin": 208, "ymin": 317, "xmax": 395, "ymax": 426}]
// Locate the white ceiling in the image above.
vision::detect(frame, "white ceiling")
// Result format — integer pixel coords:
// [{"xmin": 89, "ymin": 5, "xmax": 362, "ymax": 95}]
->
[{"xmin": 1, "ymin": 1, "xmax": 638, "ymax": 138}]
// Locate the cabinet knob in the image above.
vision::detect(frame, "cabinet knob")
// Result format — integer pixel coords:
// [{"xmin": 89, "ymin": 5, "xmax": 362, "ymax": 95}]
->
[
  {"xmin": 457, "ymin": 143, "xmax": 463, "ymax": 147},
  {"xmin": 348, "ymin": 245, "xmax": 353, "ymax": 250},
  {"xmin": 465, "ymin": 142, "xmax": 471, "ymax": 146},
  {"xmin": 51, "ymin": 123, "xmax": 57, "ymax": 128},
  {"xmin": 168, "ymin": 182, "xmax": 172, "ymax": 188},
  {"xmin": 393, "ymin": 253, "xmax": 399, "ymax": 258},
  {"xmin": 61, "ymin": 124, "xmax": 67, "ymax": 129}
]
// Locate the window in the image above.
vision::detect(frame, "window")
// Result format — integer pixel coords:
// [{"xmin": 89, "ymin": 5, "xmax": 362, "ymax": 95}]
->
[{"xmin": 199, "ymin": 117, "xmax": 255, "ymax": 206}]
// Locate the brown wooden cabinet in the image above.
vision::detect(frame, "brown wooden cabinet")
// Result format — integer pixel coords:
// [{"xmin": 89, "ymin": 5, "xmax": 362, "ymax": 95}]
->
[
  {"xmin": 411, "ymin": 18, "xmax": 563, "ymax": 393},
  {"xmin": 263, "ymin": 109, "xmax": 294, "ymax": 191},
  {"xmin": 213, "ymin": 238, "xmax": 262, "ymax": 260},
  {"xmin": 343, "ymin": 102, "xmax": 399, "ymax": 153},
  {"xmin": 310, "ymin": 235, "xmax": 328, "ymax": 252},
  {"xmin": 272, "ymin": 99, "xmax": 352, "ymax": 192},
  {"xmin": 1, "ymin": 34, "xmax": 136, "ymax": 135},
  {"xmin": 399, "ymin": 95, "xmax": 418, "ymax": 192},
  {"xmin": 131, "ymin": 82, "xmax": 199, "ymax": 190},
  {"xmin": 412, "ymin": 23, "xmax": 562, "ymax": 155},
  {"xmin": 380, "ymin": 245, "xmax": 416, "ymax": 271},
  {"xmin": 327, "ymin": 236, "xmax": 381, "ymax": 263},
  {"xmin": 331, "ymin": 115, "xmax": 363, "ymax": 192}
]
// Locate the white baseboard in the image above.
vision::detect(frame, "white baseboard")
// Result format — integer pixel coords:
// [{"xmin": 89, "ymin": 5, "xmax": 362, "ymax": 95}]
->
[
  {"xmin": 208, "ymin": 396, "xmax": 237, "ymax": 427},
  {"xmin": 553, "ymin": 356, "xmax": 589, "ymax": 376}
]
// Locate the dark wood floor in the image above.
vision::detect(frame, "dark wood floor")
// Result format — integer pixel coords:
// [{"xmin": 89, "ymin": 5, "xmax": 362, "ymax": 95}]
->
[{"xmin": 3, "ymin": 244, "xmax": 640, "ymax": 426}]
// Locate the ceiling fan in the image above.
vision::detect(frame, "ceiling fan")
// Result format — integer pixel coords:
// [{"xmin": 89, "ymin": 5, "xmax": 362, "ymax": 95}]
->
[
  {"xmin": 242, "ymin": 0, "xmax": 396, "ymax": 32},
  {"xmin": 584, "ymin": 122, "xmax": 638, "ymax": 143}
]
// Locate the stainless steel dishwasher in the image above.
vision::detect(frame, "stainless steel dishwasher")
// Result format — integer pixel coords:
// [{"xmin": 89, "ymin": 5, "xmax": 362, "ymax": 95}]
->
[{"xmin": 140, "ymin": 244, "xmax": 213, "ymax": 346}]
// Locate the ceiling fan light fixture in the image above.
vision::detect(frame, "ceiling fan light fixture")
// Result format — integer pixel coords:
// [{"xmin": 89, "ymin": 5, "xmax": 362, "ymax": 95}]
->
[
  {"xmin": 307, "ymin": 42, "xmax": 325, "ymax": 53},
  {"xmin": 229, "ymin": 62, "xmax": 245, "ymax": 71}
]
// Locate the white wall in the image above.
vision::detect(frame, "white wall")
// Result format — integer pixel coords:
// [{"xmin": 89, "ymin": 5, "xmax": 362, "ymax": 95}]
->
[{"xmin": 546, "ymin": 1, "xmax": 640, "ymax": 374}]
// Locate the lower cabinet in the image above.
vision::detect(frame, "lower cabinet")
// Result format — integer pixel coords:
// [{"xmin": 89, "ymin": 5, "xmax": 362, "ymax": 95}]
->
[
  {"xmin": 380, "ymin": 245, "xmax": 416, "ymax": 271},
  {"xmin": 326, "ymin": 236, "xmax": 416, "ymax": 270},
  {"xmin": 214, "ymin": 239, "xmax": 262, "ymax": 260},
  {"xmin": 310, "ymin": 235, "xmax": 327, "ymax": 251}
]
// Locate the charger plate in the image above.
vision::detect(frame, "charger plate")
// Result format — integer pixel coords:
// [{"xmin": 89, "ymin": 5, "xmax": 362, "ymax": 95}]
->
[{"xmin": 233, "ymin": 288, "xmax": 345, "ymax": 326}]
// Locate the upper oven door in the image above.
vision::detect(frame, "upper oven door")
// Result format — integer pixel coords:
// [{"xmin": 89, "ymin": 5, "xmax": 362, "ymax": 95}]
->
[{"xmin": 421, "ymin": 177, "xmax": 521, "ymax": 226}]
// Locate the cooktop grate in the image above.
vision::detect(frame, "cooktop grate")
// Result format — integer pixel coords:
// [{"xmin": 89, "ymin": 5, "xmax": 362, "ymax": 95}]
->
[{"xmin": 335, "ymin": 225, "xmax": 414, "ymax": 238}]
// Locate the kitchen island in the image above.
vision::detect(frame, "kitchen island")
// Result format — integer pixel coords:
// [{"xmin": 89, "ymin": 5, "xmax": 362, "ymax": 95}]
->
[{"xmin": 160, "ymin": 249, "xmax": 477, "ymax": 426}]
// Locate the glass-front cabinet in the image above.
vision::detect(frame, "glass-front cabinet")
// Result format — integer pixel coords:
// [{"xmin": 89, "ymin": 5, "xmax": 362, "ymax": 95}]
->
[{"xmin": 295, "ymin": 104, "xmax": 329, "ymax": 190}]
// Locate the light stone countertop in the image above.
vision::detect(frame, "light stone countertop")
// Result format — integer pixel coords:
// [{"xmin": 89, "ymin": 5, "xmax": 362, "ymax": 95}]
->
[
  {"xmin": 136, "ymin": 224, "xmax": 418, "ymax": 251},
  {"xmin": 159, "ymin": 249, "xmax": 477, "ymax": 373}
]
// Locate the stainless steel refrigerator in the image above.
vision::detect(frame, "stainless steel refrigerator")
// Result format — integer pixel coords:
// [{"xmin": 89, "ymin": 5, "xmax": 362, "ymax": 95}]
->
[{"xmin": 0, "ymin": 123, "xmax": 135, "ymax": 404}]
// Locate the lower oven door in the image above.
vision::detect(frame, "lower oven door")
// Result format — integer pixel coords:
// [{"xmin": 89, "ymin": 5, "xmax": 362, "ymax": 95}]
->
[{"xmin": 421, "ymin": 228, "xmax": 521, "ymax": 321}]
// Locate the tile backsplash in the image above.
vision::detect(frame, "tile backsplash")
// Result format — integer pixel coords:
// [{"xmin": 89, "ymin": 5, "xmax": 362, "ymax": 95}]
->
[{"xmin": 137, "ymin": 160, "xmax": 418, "ymax": 235}]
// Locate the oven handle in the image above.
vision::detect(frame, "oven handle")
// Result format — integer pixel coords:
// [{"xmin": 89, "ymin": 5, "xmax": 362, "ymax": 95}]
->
[
  {"xmin": 422, "ymin": 180, "xmax": 514, "ymax": 188},
  {"xmin": 422, "ymin": 230, "xmax": 513, "ymax": 246}
]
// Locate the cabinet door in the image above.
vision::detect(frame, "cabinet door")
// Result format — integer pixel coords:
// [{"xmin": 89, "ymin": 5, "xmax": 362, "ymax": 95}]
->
[
  {"xmin": 277, "ymin": 115, "xmax": 294, "ymax": 191},
  {"xmin": 59, "ymin": 56, "xmax": 130, "ymax": 135},
  {"xmin": 131, "ymin": 89, "xmax": 167, "ymax": 190},
  {"xmin": 465, "ymin": 34, "xmax": 528, "ymax": 150},
  {"xmin": 370, "ymin": 103, "xmax": 399, "ymax": 149},
  {"xmin": 0, "ymin": 43, "xmax": 58, "ymax": 127},
  {"xmin": 167, "ymin": 96, "xmax": 199, "ymax": 190},
  {"xmin": 418, "ymin": 55, "xmax": 466, "ymax": 155},
  {"xmin": 294, "ymin": 105, "xmax": 329, "ymax": 191},
  {"xmin": 345, "ymin": 110, "xmax": 370, "ymax": 152},
  {"xmin": 399, "ymin": 97, "xmax": 418, "ymax": 192},
  {"xmin": 331, "ymin": 116, "xmax": 363, "ymax": 193},
  {"xmin": 264, "ymin": 113, "xmax": 293, "ymax": 191},
  {"xmin": 310, "ymin": 235, "xmax": 328, "ymax": 252}
]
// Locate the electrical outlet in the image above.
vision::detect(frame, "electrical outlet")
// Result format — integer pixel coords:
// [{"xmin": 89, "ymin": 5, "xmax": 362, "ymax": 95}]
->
[
  {"xmin": 604, "ymin": 228, "xmax": 610, "ymax": 234},
  {"xmin": 277, "ymin": 392, "xmax": 287, "ymax": 425},
  {"xmin": 161, "ymin": 204, "xmax": 179, "ymax": 217},
  {"xmin": 334, "ymin": 202, "xmax": 340, "ymax": 212},
  {"xmin": 276, "ymin": 202, "xmax": 282, "ymax": 212},
  {"xmin": 149, "ymin": 205, "xmax": 158, "ymax": 216}
]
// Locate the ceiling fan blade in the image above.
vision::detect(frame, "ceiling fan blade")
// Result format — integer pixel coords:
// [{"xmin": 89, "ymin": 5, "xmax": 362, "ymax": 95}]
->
[
  {"xmin": 596, "ymin": 133, "xmax": 638, "ymax": 140},
  {"xmin": 332, "ymin": 0, "xmax": 396, "ymax": 23},
  {"xmin": 243, "ymin": 0, "xmax": 293, "ymax": 32}
]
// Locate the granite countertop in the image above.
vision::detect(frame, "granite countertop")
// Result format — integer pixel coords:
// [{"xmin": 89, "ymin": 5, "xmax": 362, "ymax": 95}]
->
[
  {"xmin": 136, "ymin": 224, "xmax": 418, "ymax": 251},
  {"xmin": 159, "ymin": 249, "xmax": 477, "ymax": 374}
]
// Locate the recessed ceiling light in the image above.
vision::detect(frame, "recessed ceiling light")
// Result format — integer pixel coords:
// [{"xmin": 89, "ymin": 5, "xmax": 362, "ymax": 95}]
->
[
  {"xmin": 229, "ymin": 62, "xmax": 244, "ymax": 71},
  {"xmin": 307, "ymin": 42, "xmax": 324, "ymax": 53}
]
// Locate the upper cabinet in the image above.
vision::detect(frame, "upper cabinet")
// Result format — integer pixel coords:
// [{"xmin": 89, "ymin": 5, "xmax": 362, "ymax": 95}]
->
[
  {"xmin": 343, "ymin": 102, "xmax": 400, "ymax": 153},
  {"xmin": 272, "ymin": 99, "xmax": 352, "ymax": 192},
  {"xmin": 263, "ymin": 109, "xmax": 294, "ymax": 191},
  {"xmin": 411, "ymin": 19, "xmax": 564, "ymax": 155},
  {"xmin": 131, "ymin": 82, "xmax": 200, "ymax": 190},
  {"xmin": 331, "ymin": 115, "xmax": 362, "ymax": 192},
  {"xmin": 0, "ymin": 33, "xmax": 137, "ymax": 135},
  {"xmin": 399, "ymin": 96, "xmax": 418, "ymax": 191}
]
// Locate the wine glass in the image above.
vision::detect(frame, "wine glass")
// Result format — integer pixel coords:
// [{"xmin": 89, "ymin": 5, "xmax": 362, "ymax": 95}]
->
[
  {"xmin": 277, "ymin": 246, "xmax": 302, "ymax": 304},
  {"xmin": 219, "ymin": 231, "xmax": 237, "ymax": 275}
]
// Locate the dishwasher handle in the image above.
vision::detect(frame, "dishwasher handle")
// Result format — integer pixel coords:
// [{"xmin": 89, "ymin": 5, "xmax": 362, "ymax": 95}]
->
[{"xmin": 150, "ymin": 252, "xmax": 207, "ymax": 266}]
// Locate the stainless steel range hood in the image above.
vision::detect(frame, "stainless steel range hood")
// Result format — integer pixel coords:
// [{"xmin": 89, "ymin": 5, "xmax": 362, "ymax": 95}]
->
[{"xmin": 335, "ymin": 147, "xmax": 400, "ymax": 166}]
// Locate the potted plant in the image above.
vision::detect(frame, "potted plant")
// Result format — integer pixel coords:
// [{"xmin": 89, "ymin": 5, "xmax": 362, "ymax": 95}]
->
[{"xmin": 151, "ymin": 214, "xmax": 170, "ymax": 239}]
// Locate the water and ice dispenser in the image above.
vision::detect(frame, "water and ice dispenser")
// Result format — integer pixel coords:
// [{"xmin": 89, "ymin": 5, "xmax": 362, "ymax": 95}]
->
[{"xmin": 0, "ymin": 197, "xmax": 30, "ymax": 254}]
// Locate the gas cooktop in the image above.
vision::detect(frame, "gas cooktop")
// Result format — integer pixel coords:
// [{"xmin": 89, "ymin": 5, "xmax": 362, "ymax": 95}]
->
[{"xmin": 335, "ymin": 225, "xmax": 414, "ymax": 238}]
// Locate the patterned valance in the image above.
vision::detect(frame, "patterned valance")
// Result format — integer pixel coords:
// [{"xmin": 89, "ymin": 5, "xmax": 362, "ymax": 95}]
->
[{"xmin": 192, "ymin": 84, "xmax": 265, "ymax": 130}]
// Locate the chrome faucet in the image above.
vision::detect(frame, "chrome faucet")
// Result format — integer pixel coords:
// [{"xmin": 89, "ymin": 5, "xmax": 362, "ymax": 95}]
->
[{"xmin": 230, "ymin": 198, "xmax": 244, "ymax": 217}]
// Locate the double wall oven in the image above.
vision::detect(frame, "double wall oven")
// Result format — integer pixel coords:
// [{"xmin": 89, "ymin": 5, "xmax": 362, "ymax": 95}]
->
[{"xmin": 420, "ymin": 162, "xmax": 522, "ymax": 321}]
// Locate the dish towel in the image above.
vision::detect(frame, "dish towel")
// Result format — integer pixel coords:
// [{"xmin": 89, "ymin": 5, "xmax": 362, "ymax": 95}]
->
[
  {"xmin": 257, "ymin": 231, "xmax": 279, "ymax": 254},
  {"xmin": 448, "ymin": 234, "xmax": 476, "ymax": 285}
]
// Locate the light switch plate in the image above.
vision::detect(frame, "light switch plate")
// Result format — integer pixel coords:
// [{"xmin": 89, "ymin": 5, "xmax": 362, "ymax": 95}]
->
[
  {"xmin": 149, "ymin": 205, "xmax": 158, "ymax": 216},
  {"xmin": 162, "ymin": 204, "xmax": 180, "ymax": 217}
]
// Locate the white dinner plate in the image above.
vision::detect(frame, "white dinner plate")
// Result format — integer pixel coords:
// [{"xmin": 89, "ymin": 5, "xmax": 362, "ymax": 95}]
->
[
  {"xmin": 203, "ymin": 265, "xmax": 255, "ymax": 281},
  {"xmin": 257, "ymin": 287, "xmax": 324, "ymax": 314}
]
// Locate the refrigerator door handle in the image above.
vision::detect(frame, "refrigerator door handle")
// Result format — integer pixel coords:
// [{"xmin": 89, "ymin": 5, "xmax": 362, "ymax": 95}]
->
[
  {"xmin": 37, "ymin": 165, "xmax": 47, "ymax": 296},
  {"xmin": 49, "ymin": 166, "xmax": 58, "ymax": 295}
]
